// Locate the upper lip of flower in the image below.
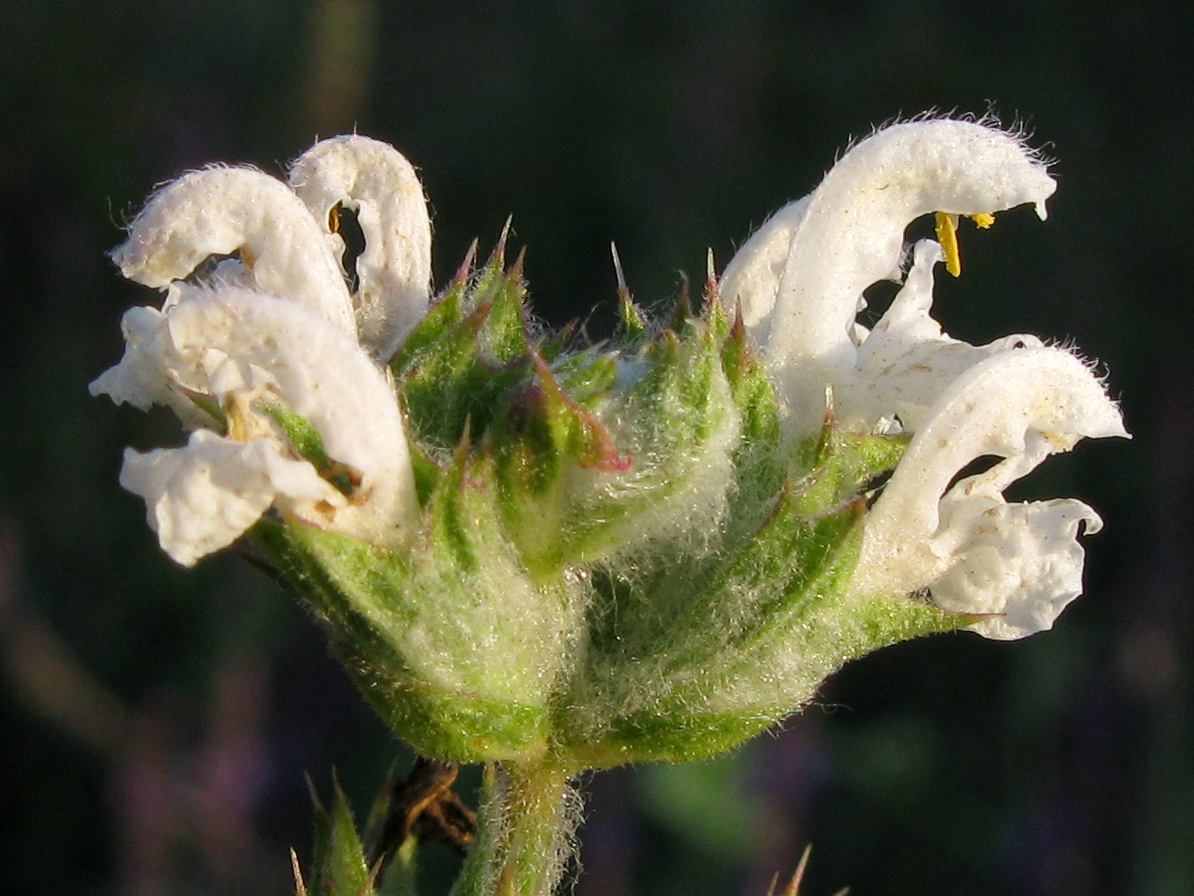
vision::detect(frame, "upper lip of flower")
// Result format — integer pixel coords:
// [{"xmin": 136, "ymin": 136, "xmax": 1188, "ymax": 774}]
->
[
  {"xmin": 720, "ymin": 117, "xmax": 1058, "ymax": 438},
  {"xmin": 112, "ymin": 134, "xmax": 432, "ymax": 362},
  {"xmin": 111, "ymin": 165, "xmax": 359, "ymax": 337}
]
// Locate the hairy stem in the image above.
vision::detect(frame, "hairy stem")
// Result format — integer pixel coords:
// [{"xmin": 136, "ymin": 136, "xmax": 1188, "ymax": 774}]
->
[{"xmin": 452, "ymin": 761, "xmax": 578, "ymax": 896}]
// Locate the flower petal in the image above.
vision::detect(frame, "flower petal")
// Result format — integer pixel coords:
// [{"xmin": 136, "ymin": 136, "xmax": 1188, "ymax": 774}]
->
[
  {"xmin": 289, "ymin": 135, "xmax": 433, "ymax": 360},
  {"xmin": 719, "ymin": 196, "xmax": 811, "ymax": 333},
  {"xmin": 854, "ymin": 346, "xmax": 1127, "ymax": 638},
  {"xmin": 96, "ymin": 285, "xmax": 419, "ymax": 550},
  {"xmin": 730, "ymin": 120, "xmax": 1056, "ymax": 435},
  {"xmin": 930, "ymin": 495, "xmax": 1103, "ymax": 640},
  {"xmin": 121, "ymin": 429, "xmax": 344, "ymax": 567},
  {"xmin": 841, "ymin": 239, "xmax": 1043, "ymax": 431},
  {"xmin": 89, "ymin": 304, "xmax": 198, "ymax": 419},
  {"xmin": 768, "ymin": 120, "xmax": 1055, "ymax": 366},
  {"xmin": 113, "ymin": 167, "xmax": 356, "ymax": 333},
  {"xmin": 169, "ymin": 287, "xmax": 419, "ymax": 541}
]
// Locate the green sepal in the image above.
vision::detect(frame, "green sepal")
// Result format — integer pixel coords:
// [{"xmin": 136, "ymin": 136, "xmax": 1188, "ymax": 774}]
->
[
  {"xmin": 393, "ymin": 255, "xmax": 534, "ymax": 452},
  {"xmin": 252, "ymin": 517, "xmax": 554, "ymax": 763},
  {"xmin": 574, "ymin": 708, "xmax": 777, "ymax": 767},
  {"xmin": 666, "ymin": 274, "xmax": 694, "ymax": 333},
  {"xmin": 262, "ymin": 404, "xmax": 355, "ymax": 495},
  {"xmin": 718, "ymin": 307, "xmax": 780, "ymax": 449},
  {"xmin": 617, "ymin": 288, "xmax": 648, "ymax": 346},
  {"xmin": 550, "ymin": 346, "xmax": 622, "ymax": 403},
  {"xmin": 792, "ymin": 419, "xmax": 910, "ymax": 514},
  {"xmin": 540, "ymin": 314, "xmax": 738, "ymax": 567},
  {"xmin": 296, "ymin": 777, "xmax": 375, "ymax": 896},
  {"xmin": 536, "ymin": 319, "xmax": 576, "ymax": 364},
  {"xmin": 717, "ymin": 303, "xmax": 787, "ymax": 538},
  {"xmin": 559, "ymin": 489, "xmax": 860, "ymax": 764},
  {"xmin": 407, "ymin": 439, "xmax": 445, "ymax": 509},
  {"xmin": 487, "ymin": 352, "xmax": 629, "ymax": 575},
  {"xmin": 611, "ymin": 243, "xmax": 648, "ymax": 348},
  {"xmin": 566, "ymin": 612, "xmax": 972, "ymax": 767},
  {"xmin": 845, "ymin": 591, "xmax": 985, "ymax": 648},
  {"xmin": 560, "ymin": 469, "xmax": 973, "ymax": 765},
  {"xmin": 390, "ymin": 233, "xmax": 510, "ymax": 368},
  {"xmin": 390, "ymin": 280, "xmax": 468, "ymax": 372}
]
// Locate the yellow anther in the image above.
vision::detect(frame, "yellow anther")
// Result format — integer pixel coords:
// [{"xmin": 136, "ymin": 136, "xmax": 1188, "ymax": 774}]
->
[
  {"xmin": 935, "ymin": 212, "xmax": 962, "ymax": 277},
  {"xmin": 224, "ymin": 391, "xmax": 273, "ymax": 443},
  {"xmin": 970, "ymin": 212, "xmax": 996, "ymax": 229},
  {"xmin": 225, "ymin": 393, "xmax": 253, "ymax": 442}
]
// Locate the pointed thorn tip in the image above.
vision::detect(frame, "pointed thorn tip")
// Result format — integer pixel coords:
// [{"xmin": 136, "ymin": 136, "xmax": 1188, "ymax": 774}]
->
[
  {"xmin": 453, "ymin": 239, "xmax": 480, "ymax": 284},
  {"xmin": 610, "ymin": 241, "xmax": 630, "ymax": 298}
]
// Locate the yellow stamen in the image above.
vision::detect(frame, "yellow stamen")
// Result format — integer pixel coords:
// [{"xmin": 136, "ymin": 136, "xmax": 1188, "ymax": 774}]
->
[
  {"xmin": 225, "ymin": 393, "xmax": 253, "ymax": 442},
  {"xmin": 970, "ymin": 212, "xmax": 996, "ymax": 229},
  {"xmin": 224, "ymin": 391, "xmax": 273, "ymax": 443},
  {"xmin": 935, "ymin": 212, "xmax": 962, "ymax": 277}
]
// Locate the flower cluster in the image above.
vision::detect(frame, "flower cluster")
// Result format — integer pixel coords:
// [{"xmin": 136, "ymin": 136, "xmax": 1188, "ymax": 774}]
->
[{"xmin": 93, "ymin": 121, "xmax": 1126, "ymax": 772}]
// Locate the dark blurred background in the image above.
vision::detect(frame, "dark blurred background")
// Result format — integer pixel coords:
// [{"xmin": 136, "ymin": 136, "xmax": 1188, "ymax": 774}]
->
[{"xmin": 1, "ymin": 1, "xmax": 1188, "ymax": 894}]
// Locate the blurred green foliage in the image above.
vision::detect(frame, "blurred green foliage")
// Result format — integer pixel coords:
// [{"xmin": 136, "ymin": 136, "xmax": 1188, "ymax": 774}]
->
[{"xmin": 1, "ymin": 1, "xmax": 1189, "ymax": 894}]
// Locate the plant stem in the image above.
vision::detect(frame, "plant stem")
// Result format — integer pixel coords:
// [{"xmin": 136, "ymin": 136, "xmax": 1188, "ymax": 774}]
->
[{"xmin": 451, "ymin": 761, "xmax": 577, "ymax": 896}]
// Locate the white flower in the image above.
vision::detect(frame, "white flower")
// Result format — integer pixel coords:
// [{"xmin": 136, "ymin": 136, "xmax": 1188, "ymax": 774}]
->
[
  {"xmin": 721, "ymin": 118, "xmax": 1128, "ymax": 638},
  {"xmin": 721, "ymin": 118, "xmax": 1057, "ymax": 436},
  {"xmin": 92, "ymin": 136, "xmax": 428, "ymax": 566},
  {"xmin": 112, "ymin": 135, "xmax": 432, "ymax": 360}
]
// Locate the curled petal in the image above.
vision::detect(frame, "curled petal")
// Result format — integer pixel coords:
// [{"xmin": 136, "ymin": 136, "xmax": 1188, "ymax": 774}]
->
[
  {"xmin": 113, "ymin": 167, "xmax": 355, "ymax": 333},
  {"xmin": 930, "ymin": 495, "xmax": 1103, "ymax": 640},
  {"xmin": 855, "ymin": 347, "xmax": 1127, "ymax": 638},
  {"xmin": 767, "ymin": 120, "xmax": 1055, "ymax": 365},
  {"xmin": 290, "ymin": 135, "xmax": 433, "ymax": 359},
  {"xmin": 96, "ymin": 286, "xmax": 419, "ymax": 551},
  {"xmin": 841, "ymin": 239, "xmax": 1043, "ymax": 431},
  {"xmin": 169, "ymin": 288, "xmax": 418, "ymax": 543},
  {"xmin": 719, "ymin": 196, "xmax": 811, "ymax": 333},
  {"xmin": 121, "ymin": 430, "xmax": 344, "ymax": 567},
  {"xmin": 733, "ymin": 120, "xmax": 1056, "ymax": 434},
  {"xmin": 89, "ymin": 305, "xmax": 205, "ymax": 423}
]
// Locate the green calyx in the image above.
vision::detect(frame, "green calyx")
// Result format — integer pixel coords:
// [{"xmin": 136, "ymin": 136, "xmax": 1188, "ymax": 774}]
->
[
  {"xmin": 294, "ymin": 779, "xmax": 376, "ymax": 896},
  {"xmin": 252, "ymin": 243, "xmax": 974, "ymax": 768}
]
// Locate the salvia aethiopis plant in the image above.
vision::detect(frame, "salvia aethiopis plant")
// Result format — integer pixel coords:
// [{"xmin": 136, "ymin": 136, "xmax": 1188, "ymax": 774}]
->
[{"xmin": 92, "ymin": 119, "xmax": 1127, "ymax": 896}]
